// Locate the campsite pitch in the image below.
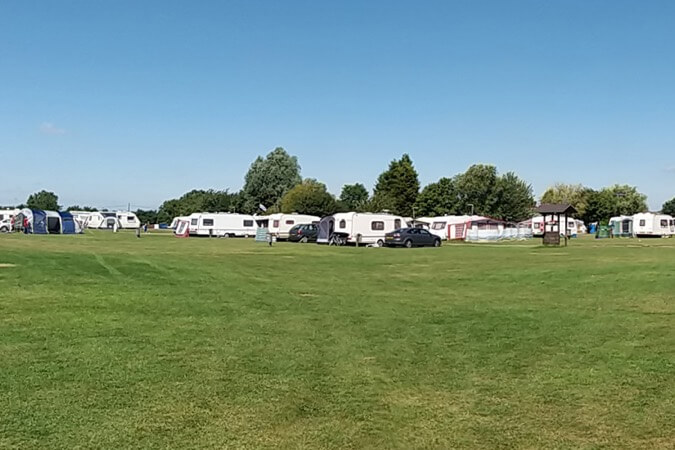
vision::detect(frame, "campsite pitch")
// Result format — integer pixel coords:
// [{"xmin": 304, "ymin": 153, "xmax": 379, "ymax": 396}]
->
[{"xmin": 1, "ymin": 232, "xmax": 674, "ymax": 448}]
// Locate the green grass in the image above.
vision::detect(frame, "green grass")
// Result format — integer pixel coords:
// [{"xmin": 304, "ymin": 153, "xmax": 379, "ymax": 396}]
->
[{"xmin": 1, "ymin": 232, "xmax": 674, "ymax": 449}]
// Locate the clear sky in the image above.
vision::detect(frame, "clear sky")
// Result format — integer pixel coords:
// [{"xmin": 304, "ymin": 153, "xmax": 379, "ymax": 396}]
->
[{"xmin": 1, "ymin": 0, "xmax": 674, "ymax": 210}]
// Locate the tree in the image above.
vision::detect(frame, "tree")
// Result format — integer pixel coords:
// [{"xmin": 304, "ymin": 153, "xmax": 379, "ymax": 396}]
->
[
  {"xmin": 540, "ymin": 183, "xmax": 593, "ymax": 219},
  {"xmin": 339, "ymin": 183, "xmax": 369, "ymax": 211},
  {"xmin": 415, "ymin": 177, "xmax": 459, "ymax": 217},
  {"xmin": 66, "ymin": 205, "xmax": 97, "ymax": 211},
  {"xmin": 280, "ymin": 179, "xmax": 337, "ymax": 217},
  {"xmin": 584, "ymin": 184, "xmax": 647, "ymax": 223},
  {"xmin": 493, "ymin": 172, "xmax": 535, "ymax": 221},
  {"xmin": 662, "ymin": 197, "xmax": 675, "ymax": 216},
  {"xmin": 135, "ymin": 209, "xmax": 158, "ymax": 225},
  {"xmin": 241, "ymin": 147, "xmax": 302, "ymax": 213},
  {"xmin": 26, "ymin": 190, "xmax": 59, "ymax": 210},
  {"xmin": 156, "ymin": 189, "xmax": 240, "ymax": 222},
  {"xmin": 371, "ymin": 154, "xmax": 419, "ymax": 216},
  {"xmin": 454, "ymin": 164, "xmax": 498, "ymax": 216}
]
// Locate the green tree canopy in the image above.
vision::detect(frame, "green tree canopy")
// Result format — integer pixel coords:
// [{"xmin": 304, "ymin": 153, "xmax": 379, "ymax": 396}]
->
[
  {"xmin": 584, "ymin": 185, "xmax": 648, "ymax": 223},
  {"xmin": 66, "ymin": 205, "xmax": 98, "ymax": 212},
  {"xmin": 241, "ymin": 147, "xmax": 302, "ymax": 213},
  {"xmin": 280, "ymin": 179, "xmax": 337, "ymax": 217},
  {"xmin": 662, "ymin": 197, "xmax": 675, "ymax": 216},
  {"xmin": 493, "ymin": 172, "xmax": 535, "ymax": 222},
  {"xmin": 414, "ymin": 177, "xmax": 459, "ymax": 217},
  {"xmin": 26, "ymin": 190, "xmax": 60, "ymax": 210},
  {"xmin": 157, "ymin": 189, "xmax": 240, "ymax": 222},
  {"xmin": 339, "ymin": 183, "xmax": 369, "ymax": 211},
  {"xmin": 540, "ymin": 183, "xmax": 593, "ymax": 218},
  {"xmin": 454, "ymin": 164, "xmax": 498, "ymax": 216},
  {"xmin": 371, "ymin": 154, "xmax": 419, "ymax": 216},
  {"xmin": 134, "ymin": 209, "xmax": 159, "ymax": 225}
]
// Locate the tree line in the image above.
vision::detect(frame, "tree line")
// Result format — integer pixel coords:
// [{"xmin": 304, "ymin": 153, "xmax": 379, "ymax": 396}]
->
[{"xmin": 9, "ymin": 147, "xmax": 674, "ymax": 224}]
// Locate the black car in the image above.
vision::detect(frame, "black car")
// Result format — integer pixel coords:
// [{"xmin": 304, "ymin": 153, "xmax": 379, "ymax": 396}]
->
[
  {"xmin": 288, "ymin": 223, "xmax": 318, "ymax": 243},
  {"xmin": 384, "ymin": 227, "xmax": 441, "ymax": 248}
]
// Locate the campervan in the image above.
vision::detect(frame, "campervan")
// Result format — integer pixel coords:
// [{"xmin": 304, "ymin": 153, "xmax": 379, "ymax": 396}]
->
[
  {"xmin": 187, "ymin": 213, "xmax": 258, "ymax": 237},
  {"xmin": 256, "ymin": 213, "xmax": 320, "ymax": 239},
  {"xmin": 632, "ymin": 213, "xmax": 674, "ymax": 237},
  {"xmin": 317, "ymin": 212, "xmax": 407, "ymax": 245}
]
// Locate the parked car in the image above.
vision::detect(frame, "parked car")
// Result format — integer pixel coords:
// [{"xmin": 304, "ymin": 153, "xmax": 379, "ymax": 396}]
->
[
  {"xmin": 0, "ymin": 219, "xmax": 11, "ymax": 233},
  {"xmin": 384, "ymin": 227, "xmax": 441, "ymax": 248},
  {"xmin": 288, "ymin": 223, "xmax": 318, "ymax": 243}
]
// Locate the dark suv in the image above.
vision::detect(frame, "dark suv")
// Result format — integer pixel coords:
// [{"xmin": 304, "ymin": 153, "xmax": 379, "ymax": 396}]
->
[{"xmin": 288, "ymin": 224, "xmax": 318, "ymax": 243}]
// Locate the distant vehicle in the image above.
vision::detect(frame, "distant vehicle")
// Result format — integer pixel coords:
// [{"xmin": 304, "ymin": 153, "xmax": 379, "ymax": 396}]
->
[
  {"xmin": 187, "ymin": 212, "xmax": 258, "ymax": 237},
  {"xmin": 317, "ymin": 212, "xmax": 408, "ymax": 246},
  {"xmin": 256, "ymin": 213, "xmax": 320, "ymax": 240},
  {"xmin": 0, "ymin": 218, "xmax": 11, "ymax": 233},
  {"xmin": 287, "ymin": 224, "xmax": 318, "ymax": 243},
  {"xmin": 632, "ymin": 212, "xmax": 674, "ymax": 237},
  {"xmin": 384, "ymin": 227, "xmax": 442, "ymax": 248}
]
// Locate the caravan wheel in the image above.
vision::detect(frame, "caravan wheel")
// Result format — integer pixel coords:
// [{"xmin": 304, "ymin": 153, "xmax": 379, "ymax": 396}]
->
[{"xmin": 377, "ymin": 239, "xmax": 384, "ymax": 247}]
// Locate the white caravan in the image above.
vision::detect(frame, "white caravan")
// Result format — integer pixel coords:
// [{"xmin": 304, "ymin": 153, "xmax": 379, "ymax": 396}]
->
[
  {"xmin": 187, "ymin": 213, "xmax": 258, "ymax": 237},
  {"xmin": 418, "ymin": 215, "xmax": 483, "ymax": 240},
  {"xmin": 531, "ymin": 215, "xmax": 582, "ymax": 237},
  {"xmin": 632, "ymin": 213, "xmax": 674, "ymax": 237},
  {"xmin": 116, "ymin": 211, "xmax": 140, "ymax": 229},
  {"xmin": 317, "ymin": 212, "xmax": 407, "ymax": 245},
  {"xmin": 256, "ymin": 213, "xmax": 320, "ymax": 239},
  {"xmin": 84, "ymin": 212, "xmax": 121, "ymax": 229},
  {"xmin": 170, "ymin": 216, "xmax": 190, "ymax": 229}
]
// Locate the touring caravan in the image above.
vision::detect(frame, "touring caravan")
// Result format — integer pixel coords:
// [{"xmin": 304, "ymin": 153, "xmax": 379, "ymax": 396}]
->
[
  {"xmin": 170, "ymin": 216, "xmax": 190, "ymax": 229},
  {"xmin": 531, "ymin": 215, "xmax": 582, "ymax": 237},
  {"xmin": 317, "ymin": 212, "xmax": 407, "ymax": 245},
  {"xmin": 187, "ymin": 213, "xmax": 258, "ymax": 237},
  {"xmin": 256, "ymin": 213, "xmax": 320, "ymax": 239},
  {"xmin": 85, "ymin": 212, "xmax": 120, "ymax": 229},
  {"xmin": 609, "ymin": 216, "xmax": 633, "ymax": 237},
  {"xmin": 116, "ymin": 211, "xmax": 140, "ymax": 229},
  {"xmin": 632, "ymin": 213, "xmax": 674, "ymax": 237}
]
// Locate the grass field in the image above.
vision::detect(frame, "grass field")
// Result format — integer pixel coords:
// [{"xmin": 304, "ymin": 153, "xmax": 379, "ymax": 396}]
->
[{"xmin": 1, "ymin": 232, "xmax": 674, "ymax": 448}]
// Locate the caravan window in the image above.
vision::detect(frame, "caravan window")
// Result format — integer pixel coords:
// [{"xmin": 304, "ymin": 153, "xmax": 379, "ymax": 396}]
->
[
  {"xmin": 127, "ymin": 216, "xmax": 135, "ymax": 222},
  {"xmin": 243, "ymin": 220, "xmax": 254, "ymax": 227},
  {"xmin": 273, "ymin": 220, "xmax": 280, "ymax": 228},
  {"xmin": 639, "ymin": 219, "xmax": 646, "ymax": 226},
  {"xmin": 285, "ymin": 220, "xmax": 295, "ymax": 225},
  {"xmin": 202, "ymin": 218, "xmax": 214, "ymax": 226},
  {"xmin": 339, "ymin": 220, "xmax": 346, "ymax": 229},
  {"xmin": 191, "ymin": 218, "xmax": 198, "ymax": 226},
  {"xmin": 371, "ymin": 221, "xmax": 384, "ymax": 231},
  {"xmin": 431, "ymin": 221, "xmax": 446, "ymax": 230},
  {"xmin": 394, "ymin": 219, "xmax": 401, "ymax": 229},
  {"xmin": 660, "ymin": 219, "xmax": 668, "ymax": 228}
]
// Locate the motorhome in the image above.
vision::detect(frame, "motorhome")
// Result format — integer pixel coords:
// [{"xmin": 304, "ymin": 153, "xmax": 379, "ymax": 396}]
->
[
  {"xmin": 316, "ymin": 212, "xmax": 407, "ymax": 245},
  {"xmin": 187, "ymin": 212, "xmax": 258, "ymax": 237},
  {"xmin": 256, "ymin": 213, "xmax": 320, "ymax": 239},
  {"xmin": 632, "ymin": 213, "xmax": 674, "ymax": 237}
]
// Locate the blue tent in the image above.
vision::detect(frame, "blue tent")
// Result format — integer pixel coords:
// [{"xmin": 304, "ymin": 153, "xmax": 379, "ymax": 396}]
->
[
  {"xmin": 31, "ymin": 209, "xmax": 48, "ymax": 234},
  {"xmin": 58, "ymin": 211, "xmax": 77, "ymax": 234}
]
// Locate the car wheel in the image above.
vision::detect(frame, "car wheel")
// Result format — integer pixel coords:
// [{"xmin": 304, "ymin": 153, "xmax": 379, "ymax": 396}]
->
[
  {"xmin": 300, "ymin": 236, "xmax": 308, "ymax": 243},
  {"xmin": 0, "ymin": 227, "xmax": 8, "ymax": 233},
  {"xmin": 433, "ymin": 239, "xmax": 441, "ymax": 247},
  {"xmin": 404, "ymin": 239, "xmax": 413, "ymax": 248},
  {"xmin": 377, "ymin": 239, "xmax": 384, "ymax": 247}
]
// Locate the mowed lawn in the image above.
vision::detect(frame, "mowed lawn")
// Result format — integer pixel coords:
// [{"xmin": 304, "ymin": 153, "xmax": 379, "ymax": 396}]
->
[{"xmin": 1, "ymin": 232, "xmax": 674, "ymax": 449}]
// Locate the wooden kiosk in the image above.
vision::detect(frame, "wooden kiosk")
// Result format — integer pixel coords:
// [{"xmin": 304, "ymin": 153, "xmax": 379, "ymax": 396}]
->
[{"xmin": 535, "ymin": 203, "xmax": 577, "ymax": 246}]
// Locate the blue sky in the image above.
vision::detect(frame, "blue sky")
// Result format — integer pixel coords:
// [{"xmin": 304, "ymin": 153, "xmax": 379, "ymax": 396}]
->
[{"xmin": 1, "ymin": 0, "xmax": 674, "ymax": 210}]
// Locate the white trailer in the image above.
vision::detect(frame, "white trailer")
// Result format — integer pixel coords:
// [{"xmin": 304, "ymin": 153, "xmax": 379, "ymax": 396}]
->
[
  {"xmin": 83, "ymin": 212, "xmax": 119, "ymax": 229},
  {"xmin": 116, "ymin": 211, "xmax": 140, "ymax": 229},
  {"xmin": 170, "ymin": 216, "xmax": 190, "ymax": 229},
  {"xmin": 317, "ymin": 212, "xmax": 407, "ymax": 245},
  {"xmin": 632, "ymin": 213, "xmax": 674, "ymax": 237},
  {"xmin": 187, "ymin": 212, "xmax": 258, "ymax": 237},
  {"xmin": 255, "ymin": 213, "xmax": 320, "ymax": 239}
]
